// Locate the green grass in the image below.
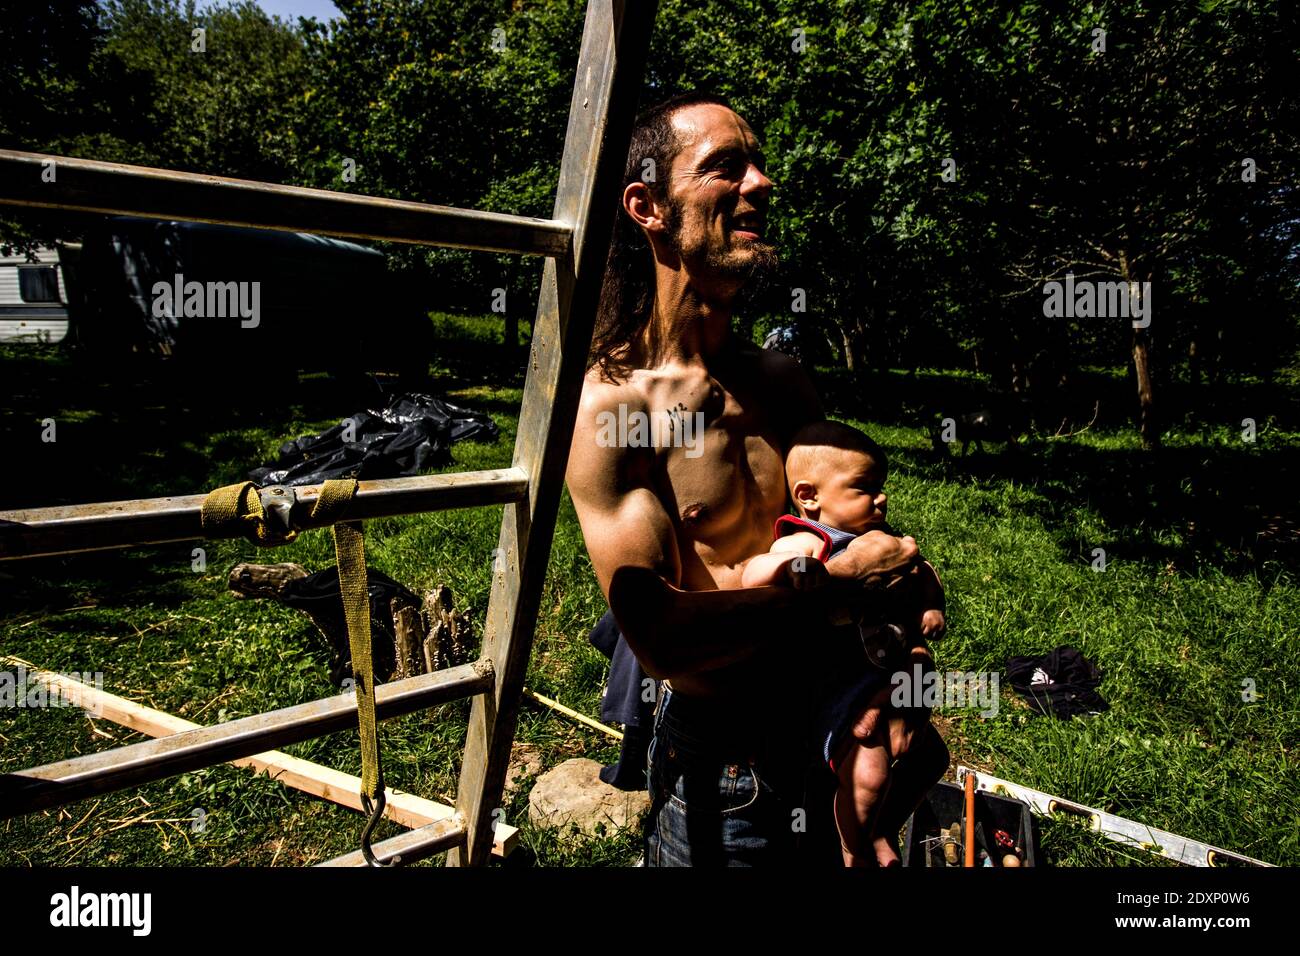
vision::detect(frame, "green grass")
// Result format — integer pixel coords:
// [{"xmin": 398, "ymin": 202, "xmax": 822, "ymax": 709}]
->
[
  {"xmin": 2, "ymin": 322, "xmax": 1298, "ymax": 867},
  {"xmin": 837, "ymin": 413, "xmax": 1300, "ymax": 866}
]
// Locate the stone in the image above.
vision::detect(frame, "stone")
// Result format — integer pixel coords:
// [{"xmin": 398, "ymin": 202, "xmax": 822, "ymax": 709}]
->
[
  {"xmin": 527, "ymin": 757, "xmax": 650, "ymax": 837},
  {"xmin": 504, "ymin": 743, "xmax": 544, "ymax": 797}
]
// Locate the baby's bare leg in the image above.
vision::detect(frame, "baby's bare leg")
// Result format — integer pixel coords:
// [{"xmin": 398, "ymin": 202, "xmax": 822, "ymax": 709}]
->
[
  {"xmin": 831, "ymin": 733, "xmax": 892, "ymax": 867},
  {"xmin": 873, "ymin": 722, "xmax": 950, "ymax": 864}
]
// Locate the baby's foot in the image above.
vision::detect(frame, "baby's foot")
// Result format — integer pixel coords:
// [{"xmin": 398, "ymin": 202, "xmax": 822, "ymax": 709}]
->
[{"xmin": 873, "ymin": 833, "xmax": 901, "ymax": 868}]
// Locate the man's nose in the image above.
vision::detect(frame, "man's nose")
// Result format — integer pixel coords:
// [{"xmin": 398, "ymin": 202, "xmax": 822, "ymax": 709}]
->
[{"xmin": 743, "ymin": 163, "xmax": 774, "ymax": 197}]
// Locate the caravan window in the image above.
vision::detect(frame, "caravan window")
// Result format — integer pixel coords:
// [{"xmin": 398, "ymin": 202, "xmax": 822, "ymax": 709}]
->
[{"xmin": 18, "ymin": 266, "xmax": 60, "ymax": 303}]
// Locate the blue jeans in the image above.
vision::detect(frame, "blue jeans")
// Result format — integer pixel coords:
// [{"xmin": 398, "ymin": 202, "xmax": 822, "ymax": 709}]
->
[{"xmin": 644, "ymin": 685, "xmax": 834, "ymax": 866}]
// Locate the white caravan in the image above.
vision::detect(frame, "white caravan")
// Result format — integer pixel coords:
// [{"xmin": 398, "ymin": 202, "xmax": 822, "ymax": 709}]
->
[{"xmin": 0, "ymin": 244, "xmax": 76, "ymax": 344}]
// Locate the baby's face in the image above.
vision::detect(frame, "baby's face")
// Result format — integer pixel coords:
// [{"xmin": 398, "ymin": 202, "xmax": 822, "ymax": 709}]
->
[{"xmin": 814, "ymin": 451, "xmax": 888, "ymax": 534}]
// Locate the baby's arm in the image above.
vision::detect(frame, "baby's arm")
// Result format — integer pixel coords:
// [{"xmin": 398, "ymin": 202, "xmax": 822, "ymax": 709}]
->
[{"xmin": 740, "ymin": 531, "xmax": 827, "ymax": 589}]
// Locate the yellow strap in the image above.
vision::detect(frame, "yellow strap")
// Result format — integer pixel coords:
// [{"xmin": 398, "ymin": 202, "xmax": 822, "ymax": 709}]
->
[
  {"xmin": 200, "ymin": 482, "xmax": 278, "ymax": 544},
  {"xmin": 200, "ymin": 478, "xmax": 383, "ymax": 801},
  {"xmin": 333, "ymin": 518, "xmax": 381, "ymax": 799}
]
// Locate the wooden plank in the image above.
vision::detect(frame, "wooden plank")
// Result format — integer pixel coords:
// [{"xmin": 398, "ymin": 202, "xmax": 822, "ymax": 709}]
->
[
  {"xmin": 0, "ymin": 467, "xmax": 529, "ymax": 561},
  {"xmin": 0, "ymin": 150, "xmax": 570, "ymax": 257},
  {"xmin": 448, "ymin": 0, "xmax": 659, "ymax": 866},
  {"xmin": 0, "ymin": 661, "xmax": 494, "ymax": 817},
  {"xmin": 4, "ymin": 659, "xmax": 516, "ymax": 858}
]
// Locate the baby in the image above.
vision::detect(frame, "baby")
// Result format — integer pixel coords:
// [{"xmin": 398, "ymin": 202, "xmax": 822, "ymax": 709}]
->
[{"xmin": 741, "ymin": 420, "xmax": 949, "ymax": 867}]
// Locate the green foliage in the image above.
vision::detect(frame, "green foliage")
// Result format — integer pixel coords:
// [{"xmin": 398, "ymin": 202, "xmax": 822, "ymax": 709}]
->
[
  {"xmin": 297, "ymin": 1, "xmax": 582, "ymax": 309},
  {"xmin": 1, "ymin": 0, "xmax": 1297, "ymax": 421},
  {"xmin": 97, "ymin": 0, "xmax": 311, "ymax": 179}
]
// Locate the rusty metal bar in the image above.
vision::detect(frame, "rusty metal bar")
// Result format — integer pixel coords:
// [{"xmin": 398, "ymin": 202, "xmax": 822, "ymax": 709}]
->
[
  {"xmin": 0, "ymin": 467, "xmax": 529, "ymax": 561},
  {"xmin": 0, "ymin": 149, "xmax": 571, "ymax": 257},
  {"xmin": 0, "ymin": 661, "xmax": 495, "ymax": 818},
  {"xmin": 316, "ymin": 815, "xmax": 467, "ymax": 867}
]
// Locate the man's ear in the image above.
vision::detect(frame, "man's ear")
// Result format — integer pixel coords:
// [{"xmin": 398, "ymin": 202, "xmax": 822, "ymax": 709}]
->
[{"xmin": 624, "ymin": 181, "xmax": 668, "ymax": 236}]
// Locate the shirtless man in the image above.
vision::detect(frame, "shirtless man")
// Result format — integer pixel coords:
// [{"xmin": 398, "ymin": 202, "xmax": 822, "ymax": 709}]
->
[{"xmin": 565, "ymin": 92, "xmax": 938, "ymax": 866}]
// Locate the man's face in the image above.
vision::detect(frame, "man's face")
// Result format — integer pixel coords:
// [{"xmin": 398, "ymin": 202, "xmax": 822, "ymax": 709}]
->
[{"xmin": 660, "ymin": 104, "xmax": 777, "ymax": 283}]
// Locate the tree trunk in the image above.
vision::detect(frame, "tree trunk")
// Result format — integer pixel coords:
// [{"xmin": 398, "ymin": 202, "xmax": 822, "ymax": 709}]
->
[
  {"xmin": 1132, "ymin": 327, "xmax": 1158, "ymax": 449},
  {"xmin": 840, "ymin": 322, "xmax": 864, "ymax": 373},
  {"xmin": 503, "ymin": 312, "xmax": 519, "ymax": 360},
  {"xmin": 1120, "ymin": 250, "xmax": 1158, "ymax": 449}
]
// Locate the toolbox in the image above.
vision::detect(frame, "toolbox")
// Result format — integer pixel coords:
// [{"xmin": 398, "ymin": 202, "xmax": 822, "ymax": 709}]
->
[{"xmin": 901, "ymin": 780, "xmax": 1039, "ymax": 867}]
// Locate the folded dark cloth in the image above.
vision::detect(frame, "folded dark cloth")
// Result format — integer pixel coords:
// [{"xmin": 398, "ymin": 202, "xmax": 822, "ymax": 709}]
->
[
  {"xmin": 1005, "ymin": 646, "xmax": 1108, "ymax": 718},
  {"xmin": 587, "ymin": 609, "xmax": 658, "ymax": 790}
]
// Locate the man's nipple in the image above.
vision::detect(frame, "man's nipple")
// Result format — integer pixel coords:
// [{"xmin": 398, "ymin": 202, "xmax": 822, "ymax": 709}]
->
[{"xmin": 681, "ymin": 502, "xmax": 710, "ymax": 527}]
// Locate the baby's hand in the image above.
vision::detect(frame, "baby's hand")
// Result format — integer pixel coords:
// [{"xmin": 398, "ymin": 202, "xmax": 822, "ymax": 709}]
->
[
  {"xmin": 781, "ymin": 555, "xmax": 829, "ymax": 591},
  {"xmin": 920, "ymin": 609, "xmax": 946, "ymax": 639}
]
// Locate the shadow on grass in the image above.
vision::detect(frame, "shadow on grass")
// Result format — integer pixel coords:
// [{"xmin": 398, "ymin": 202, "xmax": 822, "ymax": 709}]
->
[
  {"xmin": 818, "ymin": 366, "xmax": 1300, "ymax": 579},
  {"xmin": 6, "ymin": 340, "xmax": 1297, "ymax": 590},
  {"xmin": 0, "ymin": 339, "xmax": 522, "ymax": 511}
]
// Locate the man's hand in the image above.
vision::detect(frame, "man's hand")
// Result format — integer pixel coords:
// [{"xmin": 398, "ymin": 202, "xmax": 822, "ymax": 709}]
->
[
  {"xmin": 823, "ymin": 531, "xmax": 919, "ymax": 625},
  {"xmin": 833, "ymin": 530, "xmax": 919, "ymax": 584},
  {"xmin": 920, "ymin": 609, "xmax": 946, "ymax": 639}
]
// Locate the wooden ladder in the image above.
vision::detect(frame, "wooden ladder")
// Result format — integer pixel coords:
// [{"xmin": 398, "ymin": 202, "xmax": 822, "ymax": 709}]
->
[{"xmin": 0, "ymin": 0, "xmax": 658, "ymax": 867}]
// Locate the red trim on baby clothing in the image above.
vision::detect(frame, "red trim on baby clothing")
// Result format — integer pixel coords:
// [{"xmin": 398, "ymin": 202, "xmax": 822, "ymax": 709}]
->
[{"xmin": 773, "ymin": 514, "xmax": 833, "ymax": 563}]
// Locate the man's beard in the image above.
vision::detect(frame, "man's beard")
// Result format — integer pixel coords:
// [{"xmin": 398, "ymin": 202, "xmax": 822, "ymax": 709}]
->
[{"xmin": 665, "ymin": 195, "xmax": 779, "ymax": 285}]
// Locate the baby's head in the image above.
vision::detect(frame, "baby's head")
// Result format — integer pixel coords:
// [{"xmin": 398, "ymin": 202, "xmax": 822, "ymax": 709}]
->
[{"xmin": 785, "ymin": 421, "xmax": 889, "ymax": 535}]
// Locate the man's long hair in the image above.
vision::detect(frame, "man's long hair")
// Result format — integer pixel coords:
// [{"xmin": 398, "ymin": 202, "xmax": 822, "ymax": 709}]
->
[{"xmin": 588, "ymin": 92, "xmax": 735, "ymax": 382}]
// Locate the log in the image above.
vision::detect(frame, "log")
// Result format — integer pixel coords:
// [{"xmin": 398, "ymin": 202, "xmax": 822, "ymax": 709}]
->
[{"xmin": 392, "ymin": 599, "xmax": 425, "ymax": 680}]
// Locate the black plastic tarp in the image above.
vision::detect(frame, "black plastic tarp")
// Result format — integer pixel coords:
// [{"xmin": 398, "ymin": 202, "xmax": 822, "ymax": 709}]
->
[{"xmin": 249, "ymin": 392, "xmax": 499, "ymax": 486}]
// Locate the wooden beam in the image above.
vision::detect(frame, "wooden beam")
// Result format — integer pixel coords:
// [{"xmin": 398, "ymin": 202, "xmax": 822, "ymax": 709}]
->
[
  {"xmin": 316, "ymin": 817, "xmax": 467, "ymax": 867},
  {"xmin": 0, "ymin": 149, "xmax": 571, "ymax": 257},
  {"xmin": 957, "ymin": 765, "xmax": 1272, "ymax": 868},
  {"xmin": 0, "ymin": 467, "xmax": 530, "ymax": 561},
  {"xmin": 522, "ymin": 686, "xmax": 622, "ymax": 740},
  {"xmin": 448, "ymin": 0, "xmax": 659, "ymax": 866},
  {"xmin": 0, "ymin": 660, "xmax": 494, "ymax": 817},
  {"xmin": 3, "ymin": 659, "xmax": 516, "ymax": 858}
]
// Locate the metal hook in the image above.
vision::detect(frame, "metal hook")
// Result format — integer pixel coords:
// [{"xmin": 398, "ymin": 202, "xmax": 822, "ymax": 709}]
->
[{"xmin": 360, "ymin": 791, "xmax": 401, "ymax": 867}]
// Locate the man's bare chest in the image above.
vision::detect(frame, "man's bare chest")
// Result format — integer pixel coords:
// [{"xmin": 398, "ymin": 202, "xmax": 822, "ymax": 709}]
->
[{"xmin": 640, "ymin": 373, "xmax": 788, "ymax": 542}]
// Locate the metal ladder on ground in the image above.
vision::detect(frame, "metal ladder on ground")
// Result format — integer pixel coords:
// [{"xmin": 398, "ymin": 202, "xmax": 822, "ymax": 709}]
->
[{"xmin": 0, "ymin": 0, "xmax": 657, "ymax": 867}]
